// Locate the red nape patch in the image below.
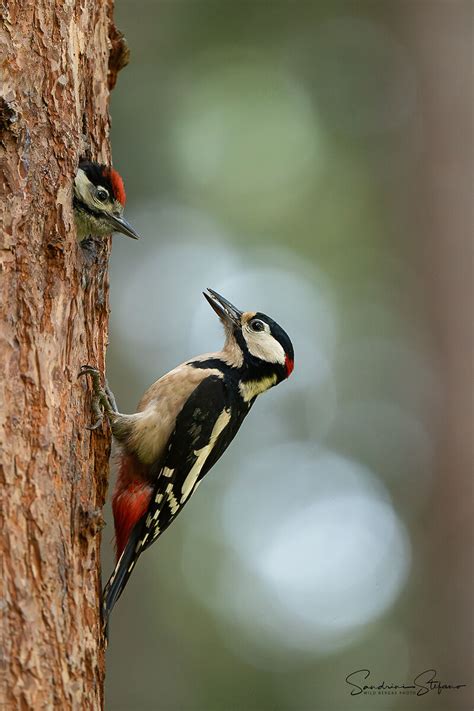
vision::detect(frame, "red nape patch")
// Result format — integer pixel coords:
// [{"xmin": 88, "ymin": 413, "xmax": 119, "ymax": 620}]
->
[
  {"xmin": 107, "ymin": 167, "xmax": 127, "ymax": 207},
  {"xmin": 285, "ymin": 355, "xmax": 294, "ymax": 377},
  {"xmin": 112, "ymin": 456, "xmax": 152, "ymax": 559}
]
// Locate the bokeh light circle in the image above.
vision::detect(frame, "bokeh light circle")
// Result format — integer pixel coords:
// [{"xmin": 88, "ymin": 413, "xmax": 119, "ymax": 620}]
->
[{"xmin": 181, "ymin": 443, "xmax": 411, "ymax": 659}]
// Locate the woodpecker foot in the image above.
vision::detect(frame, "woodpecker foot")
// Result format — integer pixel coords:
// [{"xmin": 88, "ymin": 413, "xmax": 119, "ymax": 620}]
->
[
  {"xmin": 104, "ymin": 381, "xmax": 119, "ymax": 413},
  {"xmin": 78, "ymin": 365, "xmax": 118, "ymax": 430}
]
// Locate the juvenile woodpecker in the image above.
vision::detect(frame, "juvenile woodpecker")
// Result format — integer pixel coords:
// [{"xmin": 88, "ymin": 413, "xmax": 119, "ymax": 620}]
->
[
  {"xmin": 73, "ymin": 161, "xmax": 140, "ymax": 241},
  {"xmin": 79, "ymin": 289, "xmax": 294, "ymax": 631}
]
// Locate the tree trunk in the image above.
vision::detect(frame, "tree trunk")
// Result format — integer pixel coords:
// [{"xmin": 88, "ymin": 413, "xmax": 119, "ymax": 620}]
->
[{"xmin": 1, "ymin": 2, "xmax": 127, "ymax": 708}]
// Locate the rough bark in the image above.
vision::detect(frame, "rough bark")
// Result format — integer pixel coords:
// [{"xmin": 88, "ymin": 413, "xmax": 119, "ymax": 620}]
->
[{"xmin": 1, "ymin": 2, "xmax": 124, "ymax": 708}]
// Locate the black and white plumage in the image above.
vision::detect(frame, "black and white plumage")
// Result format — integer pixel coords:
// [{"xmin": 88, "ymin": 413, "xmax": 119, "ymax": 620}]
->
[
  {"xmin": 73, "ymin": 161, "xmax": 140, "ymax": 242},
  {"xmin": 80, "ymin": 289, "xmax": 294, "ymax": 634}
]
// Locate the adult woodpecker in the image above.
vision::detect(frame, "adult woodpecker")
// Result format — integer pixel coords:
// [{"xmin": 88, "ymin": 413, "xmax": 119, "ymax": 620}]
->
[
  {"xmin": 73, "ymin": 161, "xmax": 140, "ymax": 241},
  {"xmin": 79, "ymin": 289, "xmax": 294, "ymax": 632}
]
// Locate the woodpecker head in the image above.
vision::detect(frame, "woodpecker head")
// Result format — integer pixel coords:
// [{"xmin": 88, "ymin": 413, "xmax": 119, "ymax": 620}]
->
[
  {"xmin": 73, "ymin": 161, "xmax": 140, "ymax": 242},
  {"xmin": 204, "ymin": 288, "xmax": 294, "ymax": 399}
]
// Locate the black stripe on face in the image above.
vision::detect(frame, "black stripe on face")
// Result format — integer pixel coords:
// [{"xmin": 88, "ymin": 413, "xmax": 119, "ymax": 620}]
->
[
  {"xmin": 234, "ymin": 327, "xmax": 250, "ymax": 358},
  {"xmin": 73, "ymin": 194, "xmax": 104, "ymax": 218},
  {"xmin": 242, "ymin": 359, "xmax": 287, "ymax": 390}
]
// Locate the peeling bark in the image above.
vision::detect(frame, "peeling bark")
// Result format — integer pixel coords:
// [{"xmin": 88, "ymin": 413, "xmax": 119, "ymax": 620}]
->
[{"xmin": 1, "ymin": 2, "xmax": 124, "ymax": 708}]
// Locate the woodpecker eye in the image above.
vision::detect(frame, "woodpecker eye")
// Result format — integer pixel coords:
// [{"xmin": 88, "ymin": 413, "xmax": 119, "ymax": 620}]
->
[
  {"xmin": 96, "ymin": 187, "xmax": 109, "ymax": 202},
  {"xmin": 250, "ymin": 319, "xmax": 265, "ymax": 332}
]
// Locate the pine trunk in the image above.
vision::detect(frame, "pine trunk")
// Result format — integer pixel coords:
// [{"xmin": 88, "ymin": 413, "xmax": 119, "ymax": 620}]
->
[{"xmin": 1, "ymin": 2, "xmax": 126, "ymax": 708}]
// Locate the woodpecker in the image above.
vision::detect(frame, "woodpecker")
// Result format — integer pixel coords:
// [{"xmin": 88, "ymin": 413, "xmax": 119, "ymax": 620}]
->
[
  {"xmin": 79, "ymin": 289, "xmax": 294, "ymax": 632},
  {"xmin": 73, "ymin": 161, "xmax": 140, "ymax": 241}
]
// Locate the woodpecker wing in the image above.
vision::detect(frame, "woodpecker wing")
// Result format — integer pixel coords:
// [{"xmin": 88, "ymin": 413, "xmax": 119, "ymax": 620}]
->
[
  {"xmin": 103, "ymin": 372, "xmax": 249, "ymax": 627},
  {"xmin": 140, "ymin": 374, "xmax": 238, "ymax": 551}
]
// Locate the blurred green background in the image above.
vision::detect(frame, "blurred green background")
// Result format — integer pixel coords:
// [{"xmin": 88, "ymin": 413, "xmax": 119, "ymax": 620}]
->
[{"xmin": 104, "ymin": 2, "xmax": 472, "ymax": 710}]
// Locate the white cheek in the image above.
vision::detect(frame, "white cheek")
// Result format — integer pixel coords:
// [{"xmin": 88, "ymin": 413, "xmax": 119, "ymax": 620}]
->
[
  {"xmin": 244, "ymin": 330, "xmax": 286, "ymax": 364},
  {"xmin": 74, "ymin": 169, "xmax": 93, "ymax": 204}
]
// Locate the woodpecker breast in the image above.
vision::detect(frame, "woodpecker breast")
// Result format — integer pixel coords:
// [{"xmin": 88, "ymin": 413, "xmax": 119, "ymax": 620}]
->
[{"xmin": 122, "ymin": 363, "xmax": 226, "ymax": 466}]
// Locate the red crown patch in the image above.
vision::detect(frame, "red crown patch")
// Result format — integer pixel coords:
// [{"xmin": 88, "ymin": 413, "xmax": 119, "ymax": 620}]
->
[{"xmin": 106, "ymin": 167, "xmax": 127, "ymax": 206}]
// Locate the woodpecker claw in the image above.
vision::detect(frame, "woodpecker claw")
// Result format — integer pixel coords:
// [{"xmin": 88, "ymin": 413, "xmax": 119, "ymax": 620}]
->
[
  {"xmin": 78, "ymin": 364, "xmax": 100, "ymax": 379},
  {"xmin": 104, "ymin": 382, "xmax": 119, "ymax": 413},
  {"xmin": 86, "ymin": 414, "xmax": 105, "ymax": 432},
  {"xmin": 79, "ymin": 365, "xmax": 118, "ymax": 429}
]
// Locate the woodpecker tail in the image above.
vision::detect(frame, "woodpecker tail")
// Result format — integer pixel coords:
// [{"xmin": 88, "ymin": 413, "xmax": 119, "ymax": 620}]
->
[{"xmin": 102, "ymin": 519, "xmax": 144, "ymax": 637}]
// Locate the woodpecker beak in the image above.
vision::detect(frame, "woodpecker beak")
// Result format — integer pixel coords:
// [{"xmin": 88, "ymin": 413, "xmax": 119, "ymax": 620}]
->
[
  {"xmin": 106, "ymin": 213, "xmax": 140, "ymax": 240},
  {"xmin": 204, "ymin": 289, "xmax": 243, "ymax": 327}
]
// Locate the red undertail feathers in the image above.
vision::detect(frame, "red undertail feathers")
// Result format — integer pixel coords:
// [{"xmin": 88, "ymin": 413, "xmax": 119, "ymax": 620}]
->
[{"xmin": 112, "ymin": 454, "xmax": 153, "ymax": 559}]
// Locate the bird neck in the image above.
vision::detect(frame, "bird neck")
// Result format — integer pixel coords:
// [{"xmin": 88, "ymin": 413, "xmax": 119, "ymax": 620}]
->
[
  {"xmin": 188, "ymin": 348, "xmax": 283, "ymax": 402},
  {"xmin": 219, "ymin": 345, "xmax": 286, "ymax": 400}
]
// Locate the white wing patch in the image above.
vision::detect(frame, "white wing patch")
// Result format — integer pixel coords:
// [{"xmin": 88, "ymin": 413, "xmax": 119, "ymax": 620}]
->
[
  {"xmin": 166, "ymin": 483, "xmax": 180, "ymax": 514},
  {"xmin": 180, "ymin": 407, "xmax": 231, "ymax": 504},
  {"xmin": 136, "ymin": 532, "xmax": 149, "ymax": 552},
  {"xmin": 239, "ymin": 374, "xmax": 278, "ymax": 402}
]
